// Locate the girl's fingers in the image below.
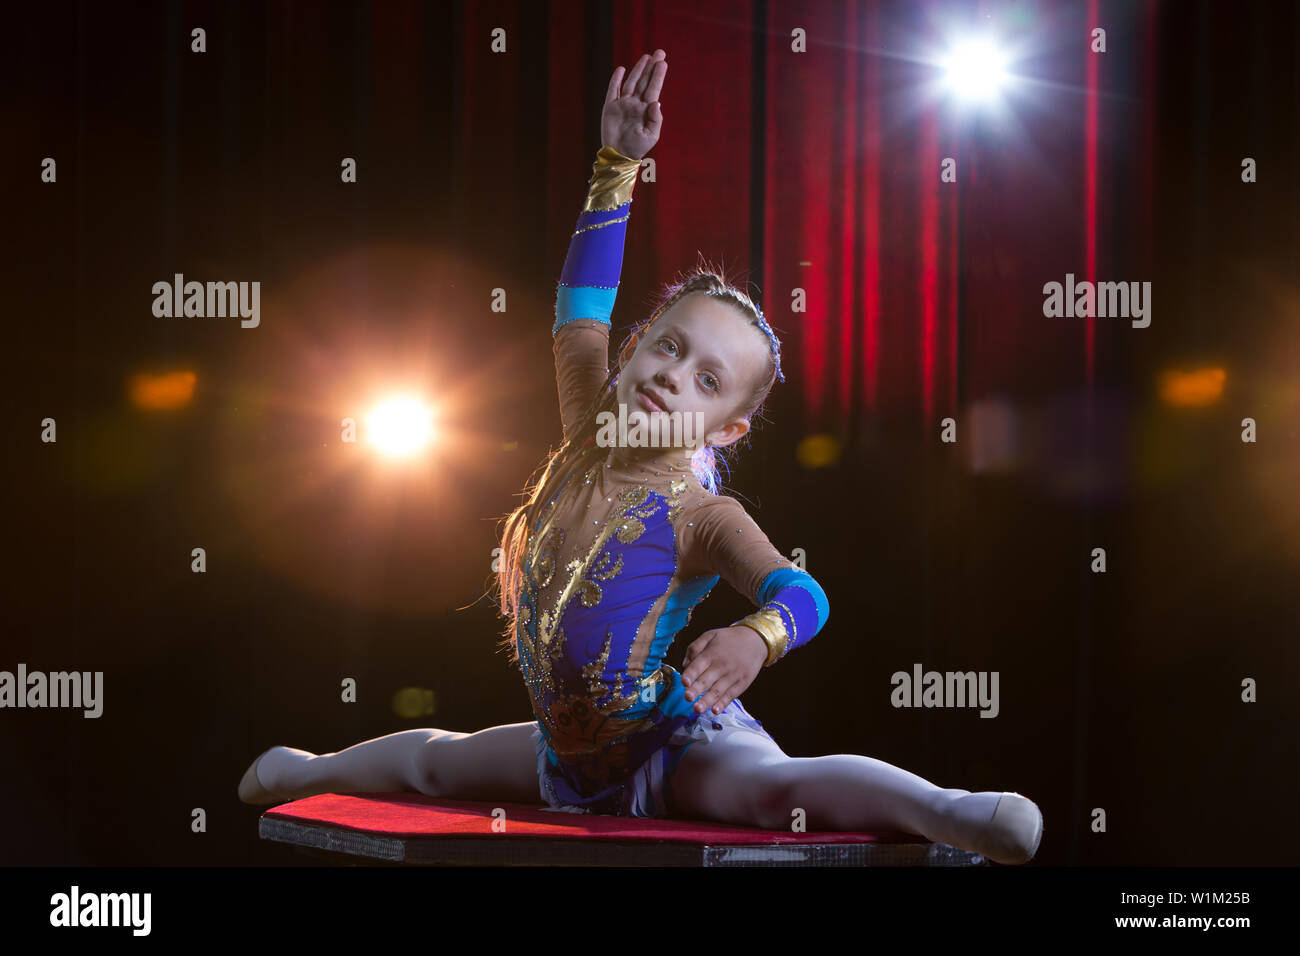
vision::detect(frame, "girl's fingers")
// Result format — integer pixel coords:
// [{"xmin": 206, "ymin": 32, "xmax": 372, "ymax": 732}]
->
[
  {"xmin": 690, "ymin": 667, "xmax": 731, "ymax": 711},
  {"xmin": 710, "ymin": 680, "xmax": 742, "ymax": 714},
  {"xmin": 683, "ymin": 653, "xmax": 715, "ymax": 688},
  {"xmin": 634, "ymin": 51, "xmax": 665, "ymax": 98},
  {"xmin": 622, "ymin": 53, "xmax": 650, "ymax": 97},
  {"xmin": 606, "ymin": 66, "xmax": 624, "ymax": 104},
  {"xmin": 633, "ymin": 56, "xmax": 653, "ymax": 97},
  {"xmin": 684, "ymin": 663, "xmax": 718, "ymax": 701},
  {"xmin": 682, "ymin": 634, "xmax": 715, "ymax": 677},
  {"xmin": 704, "ymin": 678, "xmax": 739, "ymax": 714},
  {"xmin": 644, "ymin": 58, "xmax": 667, "ymax": 102}
]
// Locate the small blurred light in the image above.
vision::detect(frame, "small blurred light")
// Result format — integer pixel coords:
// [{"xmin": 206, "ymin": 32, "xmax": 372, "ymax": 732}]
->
[
  {"xmin": 129, "ymin": 370, "xmax": 197, "ymax": 410},
  {"xmin": 392, "ymin": 687, "xmax": 437, "ymax": 719},
  {"xmin": 1159, "ymin": 367, "xmax": 1226, "ymax": 407},
  {"xmin": 968, "ymin": 398, "xmax": 1021, "ymax": 474},
  {"xmin": 796, "ymin": 433, "xmax": 841, "ymax": 469},
  {"xmin": 502, "ymin": 440, "xmax": 519, "ymax": 452}
]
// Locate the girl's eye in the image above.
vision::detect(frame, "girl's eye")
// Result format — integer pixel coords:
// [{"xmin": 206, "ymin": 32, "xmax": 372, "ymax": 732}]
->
[{"xmin": 658, "ymin": 337, "xmax": 716, "ymax": 390}]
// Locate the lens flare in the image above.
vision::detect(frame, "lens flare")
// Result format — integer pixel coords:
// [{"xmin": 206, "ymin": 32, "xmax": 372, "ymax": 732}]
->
[
  {"xmin": 942, "ymin": 38, "xmax": 1009, "ymax": 102},
  {"xmin": 367, "ymin": 397, "xmax": 436, "ymax": 457}
]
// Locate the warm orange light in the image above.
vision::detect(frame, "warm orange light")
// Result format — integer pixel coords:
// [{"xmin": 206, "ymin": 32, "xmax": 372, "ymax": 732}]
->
[
  {"xmin": 1159, "ymin": 367, "xmax": 1226, "ymax": 407},
  {"xmin": 128, "ymin": 370, "xmax": 197, "ymax": 410},
  {"xmin": 366, "ymin": 396, "xmax": 436, "ymax": 457}
]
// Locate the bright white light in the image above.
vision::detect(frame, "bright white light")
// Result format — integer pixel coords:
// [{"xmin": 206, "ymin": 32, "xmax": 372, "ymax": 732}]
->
[
  {"xmin": 942, "ymin": 38, "xmax": 1008, "ymax": 102},
  {"xmin": 367, "ymin": 397, "xmax": 436, "ymax": 457}
]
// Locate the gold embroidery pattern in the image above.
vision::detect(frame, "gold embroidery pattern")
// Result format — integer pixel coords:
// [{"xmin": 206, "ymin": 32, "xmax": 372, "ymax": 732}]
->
[
  {"xmin": 589, "ymin": 552, "xmax": 624, "ymax": 581},
  {"xmin": 534, "ymin": 488, "xmax": 652, "ymax": 652},
  {"xmin": 578, "ymin": 551, "xmax": 624, "ymax": 608},
  {"xmin": 667, "ymin": 477, "xmax": 690, "ymax": 521},
  {"xmin": 516, "ymin": 480, "xmax": 680, "ymax": 759},
  {"xmin": 531, "ymin": 527, "xmax": 565, "ymax": 590},
  {"xmin": 527, "ymin": 489, "xmax": 660, "ymax": 749}
]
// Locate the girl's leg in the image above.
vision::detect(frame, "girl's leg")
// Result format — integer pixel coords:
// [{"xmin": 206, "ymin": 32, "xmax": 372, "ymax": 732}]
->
[
  {"xmin": 669, "ymin": 726, "xmax": 1041, "ymax": 862},
  {"xmin": 251, "ymin": 721, "xmax": 542, "ymax": 803}
]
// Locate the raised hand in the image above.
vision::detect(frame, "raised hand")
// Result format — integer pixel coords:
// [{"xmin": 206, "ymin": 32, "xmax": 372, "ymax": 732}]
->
[{"xmin": 601, "ymin": 49, "xmax": 667, "ymax": 160}]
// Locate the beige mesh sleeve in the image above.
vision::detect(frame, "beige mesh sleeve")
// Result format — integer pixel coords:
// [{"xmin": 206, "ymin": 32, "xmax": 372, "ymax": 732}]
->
[
  {"xmin": 677, "ymin": 493, "xmax": 798, "ymax": 605},
  {"xmin": 553, "ymin": 319, "xmax": 611, "ymax": 443}
]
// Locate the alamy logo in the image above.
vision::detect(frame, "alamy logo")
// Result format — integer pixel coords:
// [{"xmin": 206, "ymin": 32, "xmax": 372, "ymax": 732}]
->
[
  {"xmin": 596, "ymin": 402, "xmax": 705, "ymax": 448},
  {"xmin": 152, "ymin": 273, "xmax": 260, "ymax": 328},
  {"xmin": 1, "ymin": 664, "xmax": 103, "ymax": 718},
  {"xmin": 890, "ymin": 663, "xmax": 1000, "ymax": 718},
  {"xmin": 1042, "ymin": 273, "xmax": 1151, "ymax": 328},
  {"xmin": 50, "ymin": 886, "xmax": 151, "ymax": 936}
]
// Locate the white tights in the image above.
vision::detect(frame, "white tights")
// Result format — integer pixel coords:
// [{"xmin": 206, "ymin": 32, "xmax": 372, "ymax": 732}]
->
[{"xmin": 254, "ymin": 721, "xmax": 1004, "ymax": 852}]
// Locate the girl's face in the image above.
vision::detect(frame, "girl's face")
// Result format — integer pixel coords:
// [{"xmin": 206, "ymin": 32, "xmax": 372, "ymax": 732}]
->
[{"xmin": 615, "ymin": 292, "xmax": 770, "ymax": 450}]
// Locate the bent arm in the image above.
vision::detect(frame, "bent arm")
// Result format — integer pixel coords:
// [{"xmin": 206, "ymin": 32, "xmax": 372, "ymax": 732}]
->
[{"xmin": 681, "ymin": 495, "xmax": 830, "ymax": 667}]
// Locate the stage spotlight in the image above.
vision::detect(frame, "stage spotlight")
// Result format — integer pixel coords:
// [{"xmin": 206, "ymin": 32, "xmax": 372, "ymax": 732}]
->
[
  {"xmin": 941, "ymin": 37, "xmax": 1008, "ymax": 102},
  {"xmin": 367, "ymin": 396, "xmax": 436, "ymax": 457}
]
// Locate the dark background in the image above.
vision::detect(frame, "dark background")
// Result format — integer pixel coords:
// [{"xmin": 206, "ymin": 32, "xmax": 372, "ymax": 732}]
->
[{"xmin": 3, "ymin": 0, "xmax": 1296, "ymax": 865}]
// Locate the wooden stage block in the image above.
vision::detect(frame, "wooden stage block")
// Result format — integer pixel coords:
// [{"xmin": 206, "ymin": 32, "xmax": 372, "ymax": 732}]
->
[{"xmin": 257, "ymin": 792, "xmax": 988, "ymax": 867}]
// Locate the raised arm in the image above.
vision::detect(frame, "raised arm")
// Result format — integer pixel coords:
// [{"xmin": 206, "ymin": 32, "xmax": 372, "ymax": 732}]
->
[{"xmin": 553, "ymin": 50, "xmax": 667, "ymax": 442}]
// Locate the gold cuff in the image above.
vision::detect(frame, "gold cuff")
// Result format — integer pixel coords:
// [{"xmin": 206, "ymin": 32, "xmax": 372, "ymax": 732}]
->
[
  {"xmin": 769, "ymin": 600, "xmax": 797, "ymax": 648},
  {"xmin": 734, "ymin": 608, "xmax": 789, "ymax": 667},
  {"xmin": 583, "ymin": 145, "xmax": 642, "ymax": 212}
]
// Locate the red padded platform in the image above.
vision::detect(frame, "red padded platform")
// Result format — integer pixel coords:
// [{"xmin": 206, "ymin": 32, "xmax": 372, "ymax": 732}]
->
[
  {"xmin": 266, "ymin": 792, "xmax": 916, "ymax": 844},
  {"xmin": 258, "ymin": 792, "xmax": 987, "ymax": 866}
]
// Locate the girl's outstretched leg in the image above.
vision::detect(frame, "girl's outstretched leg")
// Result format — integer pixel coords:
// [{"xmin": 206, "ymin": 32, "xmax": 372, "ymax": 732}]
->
[
  {"xmin": 242, "ymin": 721, "xmax": 542, "ymax": 804},
  {"xmin": 668, "ymin": 726, "xmax": 1042, "ymax": 864}
]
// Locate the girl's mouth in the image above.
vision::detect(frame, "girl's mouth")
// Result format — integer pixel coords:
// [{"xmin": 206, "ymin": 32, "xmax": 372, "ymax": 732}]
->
[{"xmin": 637, "ymin": 388, "xmax": 667, "ymax": 413}]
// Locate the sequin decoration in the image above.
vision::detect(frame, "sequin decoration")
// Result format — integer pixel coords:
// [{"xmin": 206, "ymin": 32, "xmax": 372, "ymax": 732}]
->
[
  {"xmin": 666, "ymin": 477, "xmax": 690, "ymax": 521},
  {"xmin": 531, "ymin": 527, "xmax": 565, "ymax": 590},
  {"xmin": 515, "ymin": 462, "xmax": 706, "ymax": 778},
  {"xmin": 578, "ymin": 551, "xmax": 625, "ymax": 608}
]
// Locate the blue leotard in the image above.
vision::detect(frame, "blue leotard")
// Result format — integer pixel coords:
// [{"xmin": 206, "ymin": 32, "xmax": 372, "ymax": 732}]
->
[{"xmin": 515, "ymin": 147, "xmax": 830, "ymax": 817}]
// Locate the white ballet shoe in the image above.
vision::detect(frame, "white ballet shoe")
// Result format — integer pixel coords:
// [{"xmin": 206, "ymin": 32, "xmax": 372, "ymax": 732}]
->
[
  {"xmin": 238, "ymin": 746, "xmax": 291, "ymax": 805},
  {"xmin": 972, "ymin": 792, "xmax": 1043, "ymax": 865}
]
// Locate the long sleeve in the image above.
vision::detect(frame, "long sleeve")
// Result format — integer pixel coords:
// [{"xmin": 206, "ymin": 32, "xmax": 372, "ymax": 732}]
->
[
  {"xmin": 678, "ymin": 493, "xmax": 830, "ymax": 666},
  {"xmin": 552, "ymin": 145, "xmax": 642, "ymax": 442}
]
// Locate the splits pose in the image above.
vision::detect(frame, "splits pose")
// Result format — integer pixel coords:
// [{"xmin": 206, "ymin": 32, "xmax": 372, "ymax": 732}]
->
[{"xmin": 239, "ymin": 49, "xmax": 1043, "ymax": 865}]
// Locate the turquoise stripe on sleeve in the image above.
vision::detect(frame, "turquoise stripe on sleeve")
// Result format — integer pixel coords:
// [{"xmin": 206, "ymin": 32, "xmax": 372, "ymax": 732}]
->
[
  {"xmin": 554, "ymin": 285, "xmax": 618, "ymax": 334},
  {"xmin": 756, "ymin": 568, "xmax": 829, "ymax": 630}
]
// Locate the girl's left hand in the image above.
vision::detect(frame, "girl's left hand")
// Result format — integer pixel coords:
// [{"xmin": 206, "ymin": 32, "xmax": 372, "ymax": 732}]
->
[
  {"xmin": 681, "ymin": 625, "xmax": 768, "ymax": 715},
  {"xmin": 601, "ymin": 49, "xmax": 667, "ymax": 160}
]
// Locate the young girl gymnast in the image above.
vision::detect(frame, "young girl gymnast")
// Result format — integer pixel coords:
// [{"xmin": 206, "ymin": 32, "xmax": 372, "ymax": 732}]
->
[{"xmin": 239, "ymin": 48, "xmax": 1043, "ymax": 865}]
